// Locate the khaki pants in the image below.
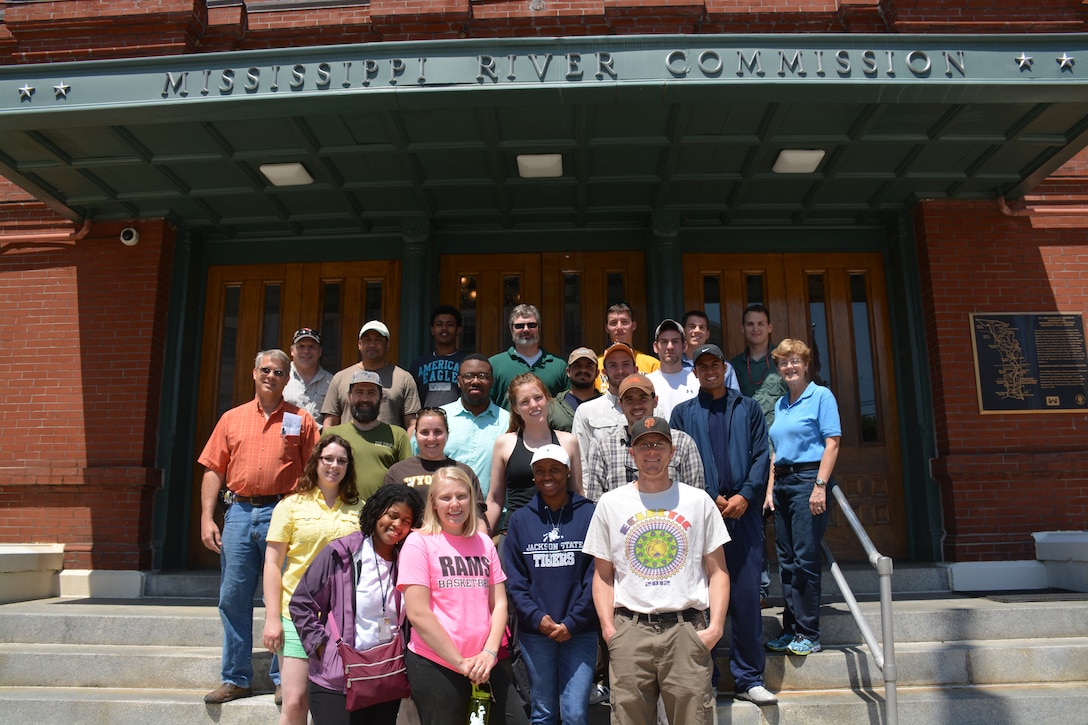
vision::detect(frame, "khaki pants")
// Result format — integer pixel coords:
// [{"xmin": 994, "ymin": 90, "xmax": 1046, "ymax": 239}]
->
[{"xmin": 605, "ymin": 613, "xmax": 715, "ymax": 725}]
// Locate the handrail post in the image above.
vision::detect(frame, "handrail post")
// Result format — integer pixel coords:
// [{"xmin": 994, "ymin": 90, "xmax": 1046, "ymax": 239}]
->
[{"xmin": 877, "ymin": 555, "xmax": 897, "ymax": 725}]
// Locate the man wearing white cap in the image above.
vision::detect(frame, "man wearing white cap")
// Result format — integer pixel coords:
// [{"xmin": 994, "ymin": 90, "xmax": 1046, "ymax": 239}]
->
[
  {"xmin": 321, "ymin": 319, "xmax": 422, "ymax": 436},
  {"xmin": 322, "ymin": 369, "xmax": 411, "ymax": 500}
]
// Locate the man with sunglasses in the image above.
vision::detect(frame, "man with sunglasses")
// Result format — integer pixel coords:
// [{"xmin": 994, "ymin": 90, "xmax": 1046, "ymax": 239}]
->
[
  {"xmin": 488, "ymin": 303, "xmax": 569, "ymax": 408},
  {"xmin": 670, "ymin": 344, "xmax": 776, "ymax": 707},
  {"xmin": 198, "ymin": 349, "xmax": 320, "ymax": 704}
]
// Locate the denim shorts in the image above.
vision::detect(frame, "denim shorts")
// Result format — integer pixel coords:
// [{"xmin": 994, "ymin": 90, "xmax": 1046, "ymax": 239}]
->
[{"xmin": 281, "ymin": 614, "xmax": 307, "ymax": 659}]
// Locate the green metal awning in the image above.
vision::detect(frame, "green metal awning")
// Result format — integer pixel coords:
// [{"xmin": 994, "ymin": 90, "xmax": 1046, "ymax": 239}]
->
[{"xmin": 2, "ymin": 34, "xmax": 1088, "ymax": 238}]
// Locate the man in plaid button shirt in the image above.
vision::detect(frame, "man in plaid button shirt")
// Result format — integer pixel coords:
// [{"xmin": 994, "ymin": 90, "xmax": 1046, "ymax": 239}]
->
[{"xmin": 583, "ymin": 373, "xmax": 704, "ymax": 501}]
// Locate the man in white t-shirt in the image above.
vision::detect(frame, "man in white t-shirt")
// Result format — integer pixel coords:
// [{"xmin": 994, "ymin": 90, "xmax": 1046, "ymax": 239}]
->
[{"xmin": 582, "ymin": 416, "xmax": 730, "ymax": 725}]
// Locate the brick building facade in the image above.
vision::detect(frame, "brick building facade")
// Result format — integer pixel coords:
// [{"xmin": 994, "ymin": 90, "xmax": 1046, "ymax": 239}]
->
[{"xmin": 0, "ymin": 0, "xmax": 1085, "ymax": 570}]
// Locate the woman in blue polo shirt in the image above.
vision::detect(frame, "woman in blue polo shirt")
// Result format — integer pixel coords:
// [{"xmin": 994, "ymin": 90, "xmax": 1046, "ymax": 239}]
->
[{"xmin": 765, "ymin": 339, "xmax": 841, "ymax": 657}]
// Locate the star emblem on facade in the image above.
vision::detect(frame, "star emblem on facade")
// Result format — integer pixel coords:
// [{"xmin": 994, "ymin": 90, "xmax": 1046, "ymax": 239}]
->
[
  {"xmin": 18, "ymin": 83, "xmax": 35, "ymax": 100},
  {"xmin": 1057, "ymin": 53, "xmax": 1075, "ymax": 71},
  {"xmin": 53, "ymin": 82, "xmax": 70, "ymax": 99},
  {"xmin": 1015, "ymin": 53, "xmax": 1033, "ymax": 70}
]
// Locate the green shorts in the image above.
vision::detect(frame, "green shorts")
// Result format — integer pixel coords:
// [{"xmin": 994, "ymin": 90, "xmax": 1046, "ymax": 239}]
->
[{"xmin": 281, "ymin": 615, "xmax": 307, "ymax": 659}]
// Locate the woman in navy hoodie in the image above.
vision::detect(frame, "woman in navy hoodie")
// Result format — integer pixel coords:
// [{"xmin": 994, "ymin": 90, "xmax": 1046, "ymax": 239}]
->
[
  {"xmin": 290, "ymin": 484, "xmax": 424, "ymax": 725},
  {"xmin": 503, "ymin": 444, "xmax": 597, "ymax": 725}
]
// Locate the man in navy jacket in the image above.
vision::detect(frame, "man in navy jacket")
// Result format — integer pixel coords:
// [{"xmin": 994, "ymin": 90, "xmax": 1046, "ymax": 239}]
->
[{"xmin": 670, "ymin": 344, "xmax": 777, "ymax": 707}]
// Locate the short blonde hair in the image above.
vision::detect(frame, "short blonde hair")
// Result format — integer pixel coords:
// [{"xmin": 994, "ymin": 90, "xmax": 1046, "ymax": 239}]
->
[
  {"xmin": 772, "ymin": 338, "xmax": 812, "ymax": 366},
  {"xmin": 420, "ymin": 466, "xmax": 479, "ymax": 537}
]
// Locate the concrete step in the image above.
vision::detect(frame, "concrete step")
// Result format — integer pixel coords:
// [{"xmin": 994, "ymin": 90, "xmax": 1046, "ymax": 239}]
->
[
  {"xmin": 2, "ymin": 682, "xmax": 1086, "ymax": 725},
  {"xmin": 0, "ymin": 643, "xmax": 275, "ymax": 691},
  {"xmin": 141, "ymin": 562, "xmax": 953, "ymax": 600},
  {"xmin": 719, "ymin": 682, "xmax": 1088, "ymax": 725},
  {"xmin": 5, "ymin": 595, "xmax": 1087, "ymax": 649}
]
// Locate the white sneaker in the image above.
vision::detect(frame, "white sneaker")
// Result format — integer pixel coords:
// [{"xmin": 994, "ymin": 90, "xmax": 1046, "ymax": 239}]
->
[{"xmin": 736, "ymin": 685, "xmax": 778, "ymax": 706}]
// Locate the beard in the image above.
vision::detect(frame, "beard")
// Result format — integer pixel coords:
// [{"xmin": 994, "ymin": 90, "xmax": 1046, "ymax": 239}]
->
[{"xmin": 350, "ymin": 401, "xmax": 379, "ymax": 424}]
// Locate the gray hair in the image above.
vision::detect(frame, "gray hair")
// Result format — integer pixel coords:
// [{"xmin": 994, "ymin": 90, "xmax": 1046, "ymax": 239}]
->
[
  {"xmin": 508, "ymin": 303, "xmax": 541, "ymax": 326},
  {"xmin": 254, "ymin": 349, "xmax": 290, "ymax": 370}
]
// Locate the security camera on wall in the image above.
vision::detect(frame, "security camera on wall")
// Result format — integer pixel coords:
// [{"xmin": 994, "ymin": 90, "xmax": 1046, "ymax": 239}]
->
[{"xmin": 120, "ymin": 227, "xmax": 139, "ymax": 246}]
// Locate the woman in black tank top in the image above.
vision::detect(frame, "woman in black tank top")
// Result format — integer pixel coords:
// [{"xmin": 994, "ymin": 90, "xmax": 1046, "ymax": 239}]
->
[{"xmin": 485, "ymin": 373, "xmax": 584, "ymax": 534}]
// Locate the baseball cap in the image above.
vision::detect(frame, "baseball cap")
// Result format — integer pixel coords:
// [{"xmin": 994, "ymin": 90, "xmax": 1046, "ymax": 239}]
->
[
  {"xmin": 349, "ymin": 370, "xmax": 382, "ymax": 388},
  {"xmin": 629, "ymin": 416, "xmax": 673, "ymax": 446},
  {"xmin": 530, "ymin": 443, "xmax": 570, "ymax": 468},
  {"xmin": 358, "ymin": 320, "xmax": 390, "ymax": 339},
  {"xmin": 654, "ymin": 319, "xmax": 682, "ymax": 339},
  {"xmin": 293, "ymin": 327, "xmax": 321, "ymax": 345},
  {"xmin": 567, "ymin": 347, "xmax": 598, "ymax": 366},
  {"xmin": 693, "ymin": 344, "xmax": 726, "ymax": 363},
  {"xmin": 617, "ymin": 373, "xmax": 655, "ymax": 399},
  {"xmin": 602, "ymin": 342, "xmax": 635, "ymax": 363}
]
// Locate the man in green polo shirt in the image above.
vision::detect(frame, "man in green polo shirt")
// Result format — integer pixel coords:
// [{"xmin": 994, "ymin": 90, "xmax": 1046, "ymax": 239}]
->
[{"xmin": 488, "ymin": 303, "xmax": 569, "ymax": 408}]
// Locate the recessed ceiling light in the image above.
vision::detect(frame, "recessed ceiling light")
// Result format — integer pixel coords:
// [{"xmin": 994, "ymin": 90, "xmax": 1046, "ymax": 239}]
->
[
  {"xmin": 517, "ymin": 154, "xmax": 563, "ymax": 178},
  {"xmin": 773, "ymin": 149, "xmax": 825, "ymax": 174},
  {"xmin": 260, "ymin": 162, "xmax": 314, "ymax": 186}
]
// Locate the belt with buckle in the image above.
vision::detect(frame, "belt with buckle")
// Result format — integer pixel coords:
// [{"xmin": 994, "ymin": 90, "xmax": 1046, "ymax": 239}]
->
[
  {"xmin": 222, "ymin": 491, "xmax": 282, "ymax": 507},
  {"xmin": 615, "ymin": 606, "xmax": 705, "ymax": 626},
  {"xmin": 774, "ymin": 462, "xmax": 821, "ymax": 478}
]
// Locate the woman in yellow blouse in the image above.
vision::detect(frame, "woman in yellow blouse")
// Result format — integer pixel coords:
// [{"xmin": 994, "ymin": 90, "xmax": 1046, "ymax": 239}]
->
[{"xmin": 263, "ymin": 434, "xmax": 364, "ymax": 724}]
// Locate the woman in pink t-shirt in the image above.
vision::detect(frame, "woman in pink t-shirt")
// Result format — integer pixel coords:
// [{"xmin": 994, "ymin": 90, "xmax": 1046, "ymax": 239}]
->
[{"xmin": 398, "ymin": 467, "xmax": 511, "ymax": 725}]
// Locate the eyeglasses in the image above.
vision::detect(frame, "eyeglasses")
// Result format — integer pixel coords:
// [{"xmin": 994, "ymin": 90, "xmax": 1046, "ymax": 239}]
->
[
  {"xmin": 418, "ymin": 406, "xmax": 448, "ymax": 419},
  {"xmin": 777, "ymin": 358, "xmax": 806, "ymax": 369},
  {"xmin": 632, "ymin": 440, "xmax": 669, "ymax": 451},
  {"xmin": 320, "ymin": 455, "xmax": 349, "ymax": 466},
  {"xmin": 512, "ymin": 322, "xmax": 539, "ymax": 330},
  {"xmin": 259, "ymin": 367, "xmax": 286, "ymax": 378},
  {"xmin": 460, "ymin": 372, "xmax": 493, "ymax": 382}
]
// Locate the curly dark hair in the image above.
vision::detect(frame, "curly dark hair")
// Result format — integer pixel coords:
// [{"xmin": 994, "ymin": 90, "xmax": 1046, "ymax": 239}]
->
[
  {"xmin": 293, "ymin": 435, "xmax": 359, "ymax": 504},
  {"xmin": 359, "ymin": 484, "xmax": 424, "ymax": 540}
]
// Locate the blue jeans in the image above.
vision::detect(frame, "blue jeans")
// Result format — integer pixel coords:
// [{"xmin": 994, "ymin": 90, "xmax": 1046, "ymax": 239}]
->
[
  {"xmin": 722, "ymin": 506, "xmax": 765, "ymax": 691},
  {"xmin": 219, "ymin": 501, "xmax": 279, "ymax": 687},
  {"xmin": 518, "ymin": 630, "xmax": 596, "ymax": 725},
  {"xmin": 773, "ymin": 471, "xmax": 830, "ymax": 640}
]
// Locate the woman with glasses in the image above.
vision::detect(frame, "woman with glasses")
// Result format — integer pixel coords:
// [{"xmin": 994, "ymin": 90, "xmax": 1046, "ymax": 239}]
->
[
  {"xmin": 384, "ymin": 407, "xmax": 487, "ymax": 527},
  {"xmin": 764, "ymin": 339, "xmax": 841, "ymax": 657},
  {"xmin": 486, "ymin": 373, "xmax": 583, "ymax": 535},
  {"xmin": 263, "ymin": 434, "xmax": 365, "ymax": 724}
]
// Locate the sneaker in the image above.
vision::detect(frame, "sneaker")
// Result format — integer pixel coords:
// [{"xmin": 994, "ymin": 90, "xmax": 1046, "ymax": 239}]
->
[
  {"xmin": 589, "ymin": 683, "xmax": 610, "ymax": 705},
  {"xmin": 204, "ymin": 682, "xmax": 253, "ymax": 703},
  {"xmin": 786, "ymin": 636, "xmax": 822, "ymax": 656},
  {"xmin": 735, "ymin": 685, "xmax": 779, "ymax": 706},
  {"xmin": 765, "ymin": 632, "xmax": 793, "ymax": 652}
]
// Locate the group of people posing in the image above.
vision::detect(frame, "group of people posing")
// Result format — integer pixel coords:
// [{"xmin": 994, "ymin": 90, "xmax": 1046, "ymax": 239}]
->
[{"xmin": 197, "ymin": 300, "xmax": 841, "ymax": 725}]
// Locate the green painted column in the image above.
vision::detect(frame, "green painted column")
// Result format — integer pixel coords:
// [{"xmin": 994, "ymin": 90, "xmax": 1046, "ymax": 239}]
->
[
  {"xmin": 648, "ymin": 212, "xmax": 685, "ymax": 324},
  {"xmin": 400, "ymin": 216, "xmax": 432, "ymax": 366}
]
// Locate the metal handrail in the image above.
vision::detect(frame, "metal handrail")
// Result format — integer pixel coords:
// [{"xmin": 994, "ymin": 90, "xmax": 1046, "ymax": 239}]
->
[{"xmin": 821, "ymin": 485, "xmax": 898, "ymax": 725}]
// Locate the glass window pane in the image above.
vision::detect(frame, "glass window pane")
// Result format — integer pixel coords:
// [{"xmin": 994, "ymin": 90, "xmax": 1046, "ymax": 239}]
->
[
  {"xmin": 502, "ymin": 275, "xmax": 521, "ymax": 350},
  {"xmin": 460, "ymin": 275, "xmax": 478, "ymax": 354},
  {"xmin": 564, "ymin": 273, "xmax": 581, "ymax": 354},
  {"xmin": 807, "ymin": 273, "xmax": 831, "ymax": 386},
  {"xmin": 745, "ymin": 274, "xmax": 764, "ymax": 306},
  {"xmin": 365, "ymin": 281, "xmax": 383, "ymax": 324},
  {"xmin": 851, "ymin": 273, "xmax": 879, "ymax": 442},
  {"xmin": 321, "ymin": 282, "xmax": 341, "ymax": 370},
  {"xmin": 218, "ymin": 286, "xmax": 241, "ymax": 418},
  {"xmin": 262, "ymin": 283, "xmax": 281, "ymax": 351},
  {"xmin": 606, "ymin": 273, "xmax": 625, "ymax": 308},
  {"xmin": 702, "ymin": 274, "xmax": 722, "ymax": 346}
]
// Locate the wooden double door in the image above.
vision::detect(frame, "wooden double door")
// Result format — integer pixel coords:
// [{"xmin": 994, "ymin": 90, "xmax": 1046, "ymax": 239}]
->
[{"xmin": 683, "ymin": 252, "xmax": 906, "ymax": 559}]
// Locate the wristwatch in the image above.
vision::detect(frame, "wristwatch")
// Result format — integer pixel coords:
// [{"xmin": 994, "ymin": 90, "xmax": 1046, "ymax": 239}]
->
[{"xmin": 814, "ymin": 478, "xmax": 827, "ymax": 488}]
